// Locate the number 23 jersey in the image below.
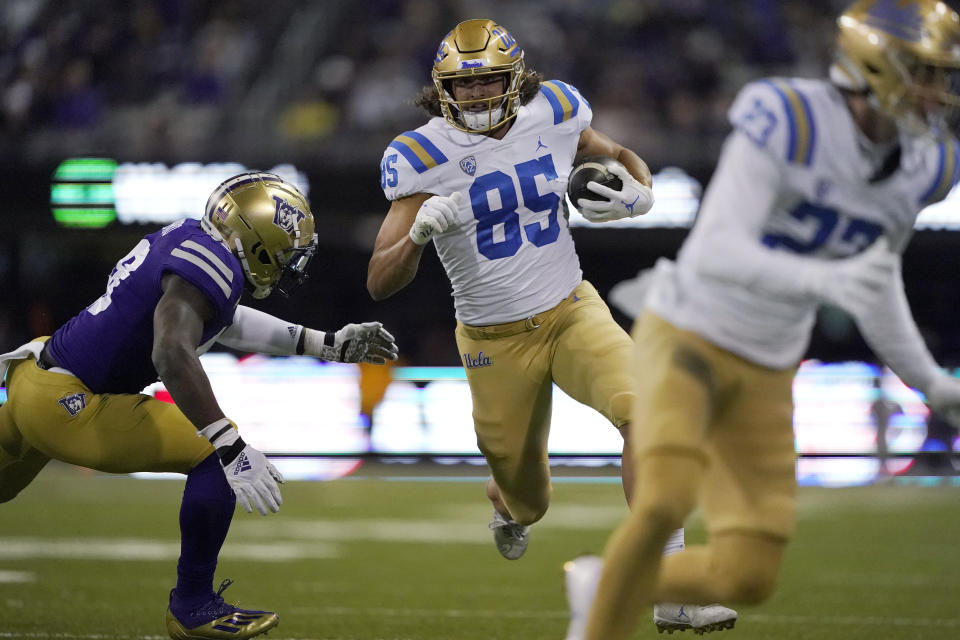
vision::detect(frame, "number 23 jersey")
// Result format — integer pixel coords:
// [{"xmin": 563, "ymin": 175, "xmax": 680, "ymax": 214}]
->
[
  {"xmin": 380, "ymin": 80, "xmax": 590, "ymax": 325},
  {"xmin": 647, "ymin": 77, "xmax": 960, "ymax": 369}
]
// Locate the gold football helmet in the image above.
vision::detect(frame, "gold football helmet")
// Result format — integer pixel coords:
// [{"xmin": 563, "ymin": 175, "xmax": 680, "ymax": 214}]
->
[
  {"xmin": 834, "ymin": 0, "xmax": 960, "ymax": 136},
  {"xmin": 432, "ymin": 19, "xmax": 525, "ymax": 133},
  {"xmin": 203, "ymin": 172, "xmax": 317, "ymax": 299}
]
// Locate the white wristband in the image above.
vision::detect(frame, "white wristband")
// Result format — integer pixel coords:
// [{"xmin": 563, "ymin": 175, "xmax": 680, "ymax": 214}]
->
[
  {"xmin": 199, "ymin": 418, "xmax": 244, "ymax": 464},
  {"xmin": 302, "ymin": 327, "xmax": 341, "ymax": 361}
]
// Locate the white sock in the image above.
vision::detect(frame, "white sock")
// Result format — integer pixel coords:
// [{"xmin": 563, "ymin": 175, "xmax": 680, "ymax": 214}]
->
[{"xmin": 663, "ymin": 527, "xmax": 685, "ymax": 555}]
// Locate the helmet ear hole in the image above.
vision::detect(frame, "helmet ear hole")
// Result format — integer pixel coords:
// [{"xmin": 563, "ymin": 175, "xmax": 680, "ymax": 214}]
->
[{"xmin": 257, "ymin": 248, "xmax": 271, "ymax": 266}]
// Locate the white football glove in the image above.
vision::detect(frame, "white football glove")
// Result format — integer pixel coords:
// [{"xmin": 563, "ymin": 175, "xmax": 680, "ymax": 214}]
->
[
  {"xmin": 303, "ymin": 322, "xmax": 399, "ymax": 364},
  {"xmin": 409, "ymin": 192, "xmax": 465, "ymax": 245},
  {"xmin": 200, "ymin": 419, "xmax": 283, "ymax": 515},
  {"xmin": 576, "ymin": 164, "xmax": 654, "ymax": 222},
  {"xmin": 924, "ymin": 374, "xmax": 960, "ymax": 429},
  {"xmin": 803, "ymin": 238, "xmax": 898, "ymax": 319}
]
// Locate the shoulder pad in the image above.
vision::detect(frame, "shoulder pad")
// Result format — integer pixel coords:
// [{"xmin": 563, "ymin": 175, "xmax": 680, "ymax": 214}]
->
[
  {"xmin": 539, "ymin": 80, "xmax": 592, "ymax": 128},
  {"xmin": 387, "ymin": 130, "xmax": 449, "ymax": 174},
  {"xmin": 381, "ymin": 129, "xmax": 450, "ymax": 200},
  {"xmin": 729, "ymin": 78, "xmax": 817, "ymax": 167},
  {"xmin": 163, "ymin": 227, "xmax": 243, "ymax": 310},
  {"xmin": 920, "ymin": 136, "xmax": 960, "ymax": 205}
]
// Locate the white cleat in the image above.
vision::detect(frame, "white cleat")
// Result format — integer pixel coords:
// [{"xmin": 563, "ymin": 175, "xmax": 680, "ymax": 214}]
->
[
  {"xmin": 562, "ymin": 554, "xmax": 603, "ymax": 640},
  {"xmin": 488, "ymin": 510, "xmax": 530, "ymax": 559},
  {"xmin": 654, "ymin": 603, "xmax": 738, "ymax": 635}
]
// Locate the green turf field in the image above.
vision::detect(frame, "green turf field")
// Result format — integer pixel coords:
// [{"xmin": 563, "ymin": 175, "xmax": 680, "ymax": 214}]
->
[{"xmin": 1, "ymin": 463, "xmax": 957, "ymax": 640}]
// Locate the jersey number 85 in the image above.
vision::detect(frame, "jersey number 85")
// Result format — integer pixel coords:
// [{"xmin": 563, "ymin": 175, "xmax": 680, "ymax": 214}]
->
[{"xmin": 469, "ymin": 154, "xmax": 561, "ymax": 260}]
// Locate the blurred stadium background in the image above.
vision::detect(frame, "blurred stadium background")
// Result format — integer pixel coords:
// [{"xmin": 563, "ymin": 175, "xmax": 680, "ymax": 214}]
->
[
  {"xmin": 1, "ymin": 1, "xmax": 959, "ymax": 638},
  {"xmin": 5, "ymin": 0, "xmax": 960, "ymax": 368}
]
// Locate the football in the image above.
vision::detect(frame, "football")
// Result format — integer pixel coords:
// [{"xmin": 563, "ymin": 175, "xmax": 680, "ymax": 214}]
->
[{"xmin": 568, "ymin": 156, "xmax": 623, "ymax": 204}]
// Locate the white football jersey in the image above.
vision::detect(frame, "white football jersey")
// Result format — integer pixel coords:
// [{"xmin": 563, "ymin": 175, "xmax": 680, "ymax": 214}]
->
[
  {"xmin": 379, "ymin": 80, "xmax": 591, "ymax": 324},
  {"xmin": 646, "ymin": 77, "xmax": 960, "ymax": 368}
]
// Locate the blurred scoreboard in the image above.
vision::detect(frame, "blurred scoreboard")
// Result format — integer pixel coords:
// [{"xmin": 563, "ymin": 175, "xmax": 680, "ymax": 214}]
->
[
  {"xmin": 119, "ymin": 353, "xmax": 953, "ymax": 485},
  {"xmin": 1, "ymin": 355, "xmax": 952, "ymax": 484},
  {"xmin": 50, "ymin": 159, "xmax": 960, "ymax": 231}
]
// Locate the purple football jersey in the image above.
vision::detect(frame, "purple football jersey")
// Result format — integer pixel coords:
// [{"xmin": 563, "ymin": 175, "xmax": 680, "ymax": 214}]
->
[{"xmin": 47, "ymin": 219, "xmax": 245, "ymax": 393}]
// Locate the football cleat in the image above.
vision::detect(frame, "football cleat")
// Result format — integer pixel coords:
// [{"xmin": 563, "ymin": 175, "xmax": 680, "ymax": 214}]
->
[
  {"xmin": 489, "ymin": 510, "xmax": 529, "ymax": 559},
  {"xmin": 562, "ymin": 554, "xmax": 604, "ymax": 640},
  {"xmin": 166, "ymin": 579, "xmax": 279, "ymax": 640},
  {"xmin": 653, "ymin": 603, "xmax": 738, "ymax": 635}
]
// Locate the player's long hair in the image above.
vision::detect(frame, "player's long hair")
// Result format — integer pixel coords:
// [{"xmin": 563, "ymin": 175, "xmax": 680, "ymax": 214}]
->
[{"xmin": 414, "ymin": 68, "xmax": 544, "ymax": 117}]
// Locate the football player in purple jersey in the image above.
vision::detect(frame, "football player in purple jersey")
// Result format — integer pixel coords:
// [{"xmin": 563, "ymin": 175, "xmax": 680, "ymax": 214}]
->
[{"xmin": 0, "ymin": 172, "xmax": 398, "ymax": 639}]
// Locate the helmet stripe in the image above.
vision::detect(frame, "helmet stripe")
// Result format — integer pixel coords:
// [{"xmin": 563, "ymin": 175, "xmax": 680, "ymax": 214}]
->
[
  {"xmin": 765, "ymin": 79, "xmax": 817, "ymax": 166},
  {"xmin": 862, "ymin": 0, "xmax": 924, "ymax": 42},
  {"xmin": 204, "ymin": 173, "xmax": 277, "ymax": 220},
  {"xmin": 540, "ymin": 81, "xmax": 579, "ymax": 124},
  {"xmin": 389, "ymin": 132, "xmax": 449, "ymax": 174}
]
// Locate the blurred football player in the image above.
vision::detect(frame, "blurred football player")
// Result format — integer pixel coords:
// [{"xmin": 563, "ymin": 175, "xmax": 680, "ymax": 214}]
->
[
  {"xmin": 565, "ymin": 2, "xmax": 960, "ymax": 639},
  {"xmin": 367, "ymin": 19, "xmax": 734, "ymax": 633},
  {"xmin": 0, "ymin": 172, "xmax": 398, "ymax": 640}
]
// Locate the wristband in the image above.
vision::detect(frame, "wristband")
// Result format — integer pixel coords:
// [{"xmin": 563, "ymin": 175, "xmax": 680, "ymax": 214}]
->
[
  {"xmin": 199, "ymin": 418, "xmax": 246, "ymax": 465},
  {"xmin": 302, "ymin": 328, "xmax": 339, "ymax": 361}
]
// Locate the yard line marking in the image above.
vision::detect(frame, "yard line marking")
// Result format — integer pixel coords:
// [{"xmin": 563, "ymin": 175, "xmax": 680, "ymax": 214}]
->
[
  {"xmin": 0, "ymin": 570, "xmax": 34, "ymax": 583},
  {"xmin": 0, "ymin": 538, "xmax": 338, "ymax": 561},
  {"xmin": 234, "ymin": 519, "xmax": 492, "ymax": 544},
  {"xmin": 232, "ymin": 508, "xmax": 626, "ymax": 544}
]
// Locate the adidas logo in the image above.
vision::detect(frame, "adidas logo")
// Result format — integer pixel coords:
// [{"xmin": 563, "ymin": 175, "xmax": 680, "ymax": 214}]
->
[
  {"xmin": 233, "ymin": 452, "xmax": 253, "ymax": 476},
  {"xmin": 212, "ymin": 613, "xmax": 265, "ymax": 631}
]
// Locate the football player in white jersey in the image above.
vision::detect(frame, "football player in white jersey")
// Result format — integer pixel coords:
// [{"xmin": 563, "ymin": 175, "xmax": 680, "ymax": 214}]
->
[
  {"xmin": 564, "ymin": 2, "xmax": 960, "ymax": 639},
  {"xmin": 368, "ymin": 17, "xmax": 736, "ymax": 634}
]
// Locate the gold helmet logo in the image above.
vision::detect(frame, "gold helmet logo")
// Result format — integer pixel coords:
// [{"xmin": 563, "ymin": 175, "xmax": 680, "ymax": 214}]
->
[
  {"xmin": 835, "ymin": 0, "xmax": 960, "ymax": 136},
  {"xmin": 432, "ymin": 19, "xmax": 525, "ymax": 133},
  {"xmin": 203, "ymin": 172, "xmax": 317, "ymax": 299}
]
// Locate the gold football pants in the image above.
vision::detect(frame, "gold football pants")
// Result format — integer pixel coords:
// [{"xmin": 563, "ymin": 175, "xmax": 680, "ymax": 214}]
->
[
  {"xmin": 455, "ymin": 280, "xmax": 634, "ymax": 524},
  {"xmin": 0, "ymin": 353, "xmax": 213, "ymax": 502}
]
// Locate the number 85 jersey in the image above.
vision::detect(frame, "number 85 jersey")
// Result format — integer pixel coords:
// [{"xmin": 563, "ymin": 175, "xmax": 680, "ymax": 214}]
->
[{"xmin": 380, "ymin": 80, "xmax": 591, "ymax": 325}]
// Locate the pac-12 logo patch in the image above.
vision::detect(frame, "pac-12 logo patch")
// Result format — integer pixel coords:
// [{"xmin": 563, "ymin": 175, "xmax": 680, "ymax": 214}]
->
[
  {"xmin": 58, "ymin": 392, "xmax": 87, "ymax": 416},
  {"xmin": 459, "ymin": 156, "xmax": 477, "ymax": 176},
  {"xmin": 272, "ymin": 195, "xmax": 306, "ymax": 233}
]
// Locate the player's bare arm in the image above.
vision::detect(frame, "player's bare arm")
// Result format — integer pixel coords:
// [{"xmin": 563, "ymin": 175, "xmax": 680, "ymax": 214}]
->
[
  {"xmin": 152, "ymin": 272, "xmax": 225, "ymax": 429},
  {"xmin": 576, "ymin": 126, "xmax": 652, "ymax": 188},
  {"xmin": 367, "ymin": 192, "xmax": 432, "ymax": 300}
]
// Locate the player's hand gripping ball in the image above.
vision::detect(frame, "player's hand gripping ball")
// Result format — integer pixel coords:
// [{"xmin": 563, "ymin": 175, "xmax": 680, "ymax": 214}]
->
[
  {"xmin": 568, "ymin": 155, "xmax": 654, "ymax": 222},
  {"xmin": 567, "ymin": 156, "xmax": 624, "ymax": 204}
]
